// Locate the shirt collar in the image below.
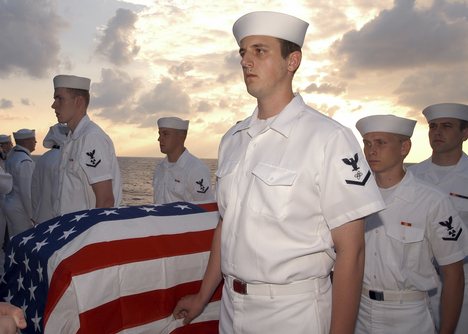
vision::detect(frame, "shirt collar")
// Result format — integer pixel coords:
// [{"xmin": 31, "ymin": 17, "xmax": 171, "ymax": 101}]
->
[
  {"xmin": 70, "ymin": 115, "xmax": 91, "ymax": 140},
  {"xmin": 389, "ymin": 170, "xmax": 418, "ymax": 203},
  {"xmin": 235, "ymin": 94, "xmax": 306, "ymax": 138}
]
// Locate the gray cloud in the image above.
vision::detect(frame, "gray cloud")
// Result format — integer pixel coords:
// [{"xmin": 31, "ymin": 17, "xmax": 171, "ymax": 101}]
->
[
  {"xmin": 304, "ymin": 82, "xmax": 347, "ymax": 95},
  {"xmin": 0, "ymin": 0, "xmax": 64, "ymax": 78},
  {"xmin": 0, "ymin": 99, "xmax": 13, "ymax": 109},
  {"xmin": 331, "ymin": 0, "xmax": 468, "ymax": 72},
  {"xmin": 92, "ymin": 68, "xmax": 141, "ymax": 109},
  {"xmin": 95, "ymin": 8, "xmax": 140, "ymax": 65},
  {"xmin": 20, "ymin": 98, "xmax": 31, "ymax": 106},
  {"xmin": 169, "ymin": 61, "xmax": 194, "ymax": 78}
]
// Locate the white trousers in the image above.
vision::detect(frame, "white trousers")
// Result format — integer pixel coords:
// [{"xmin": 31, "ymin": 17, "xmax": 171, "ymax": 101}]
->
[
  {"xmin": 355, "ymin": 293, "xmax": 436, "ymax": 334},
  {"xmin": 219, "ymin": 279, "xmax": 332, "ymax": 334}
]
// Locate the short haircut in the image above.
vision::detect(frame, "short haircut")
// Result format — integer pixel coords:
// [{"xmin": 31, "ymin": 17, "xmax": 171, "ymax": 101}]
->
[
  {"xmin": 460, "ymin": 120, "xmax": 468, "ymax": 130},
  {"xmin": 66, "ymin": 88, "xmax": 90, "ymax": 108},
  {"xmin": 278, "ymin": 38, "xmax": 301, "ymax": 59}
]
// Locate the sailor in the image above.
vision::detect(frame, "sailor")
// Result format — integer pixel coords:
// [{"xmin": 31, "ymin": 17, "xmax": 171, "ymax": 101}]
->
[
  {"xmin": 355, "ymin": 114, "xmax": 466, "ymax": 334},
  {"xmin": 174, "ymin": 11, "xmax": 385, "ymax": 333},
  {"xmin": 31, "ymin": 123, "xmax": 69, "ymax": 224},
  {"xmin": 409, "ymin": 103, "xmax": 468, "ymax": 333},
  {"xmin": 51, "ymin": 74, "xmax": 122, "ymax": 215},
  {"xmin": 0, "ymin": 135, "xmax": 13, "ymax": 168},
  {"xmin": 0, "ymin": 163, "xmax": 12, "ymax": 273},
  {"xmin": 153, "ymin": 116, "xmax": 214, "ymax": 204},
  {"xmin": 4, "ymin": 129, "xmax": 36, "ymax": 237}
]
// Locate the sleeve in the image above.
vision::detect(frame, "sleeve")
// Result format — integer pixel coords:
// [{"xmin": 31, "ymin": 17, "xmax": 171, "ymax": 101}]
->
[
  {"xmin": 0, "ymin": 168, "xmax": 12, "ymax": 194},
  {"xmin": 427, "ymin": 195, "xmax": 467, "ymax": 266},
  {"xmin": 78, "ymin": 132, "xmax": 114, "ymax": 185},
  {"xmin": 320, "ymin": 126, "xmax": 385, "ymax": 229},
  {"xmin": 187, "ymin": 161, "xmax": 215, "ymax": 203},
  {"xmin": 18, "ymin": 159, "xmax": 35, "ymax": 218}
]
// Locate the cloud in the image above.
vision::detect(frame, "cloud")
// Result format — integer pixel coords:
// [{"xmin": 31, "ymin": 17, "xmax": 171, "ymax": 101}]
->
[
  {"xmin": 304, "ymin": 82, "xmax": 347, "ymax": 95},
  {"xmin": 92, "ymin": 68, "xmax": 141, "ymax": 109},
  {"xmin": 331, "ymin": 0, "xmax": 468, "ymax": 72},
  {"xmin": 95, "ymin": 8, "xmax": 140, "ymax": 65},
  {"xmin": 20, "ymin": 98, "xmax": 31, "ymax": 106},
  {"xmin": 395, "ymin": 66, "xmax": 468, "ymax": 110},
  {"xmin": 0, "ymin": 99, "xmax": 13, "ymax": 109},
  {"xmin": 0, "ymin": 0, "xmax": 64, "ymax": 78}
]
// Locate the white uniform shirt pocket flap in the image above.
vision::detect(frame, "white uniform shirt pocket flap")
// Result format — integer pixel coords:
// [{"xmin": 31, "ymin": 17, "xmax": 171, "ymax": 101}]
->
[
  {"xmin": 252, "ymin": 163, "xmax": 297, "ymax": 186},
  {"xmin": 385, "ymin": 221, "xmax": 425, "ymax": 244}
]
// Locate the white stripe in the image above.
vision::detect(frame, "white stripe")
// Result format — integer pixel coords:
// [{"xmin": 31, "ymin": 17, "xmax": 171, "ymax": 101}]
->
[
  {"xmin": 73, "ymin": 252, "xmax": 210, "ymax": 312},
  {"xmin": 46, "ymin": 210, "xmax": 218, "ymax": 285}
]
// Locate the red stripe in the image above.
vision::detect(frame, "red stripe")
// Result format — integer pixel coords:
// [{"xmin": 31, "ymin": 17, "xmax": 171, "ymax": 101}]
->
[
  {"xmin": 76, "ymin": 281, "xmax": 223, "ymax": 333},
  {"xmin": 170, "ymin": 320, "xmax": 219, "ymax": 334},
  {"xmin": 197, "ymin": 202, "xmax": 218, "ymax": 212},
  {"xmin": 44, "ymin": 228, "xmax": 215, "ymax": 326}
]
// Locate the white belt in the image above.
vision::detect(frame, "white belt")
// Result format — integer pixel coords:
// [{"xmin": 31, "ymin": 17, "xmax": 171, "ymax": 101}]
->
[
  {"xmin": 362, "ymin": 284, "xmax": 427, "ymax": 302},
  {"xmin": 225, "ymin": 275, "xmax": 329, "ymax": 297}
]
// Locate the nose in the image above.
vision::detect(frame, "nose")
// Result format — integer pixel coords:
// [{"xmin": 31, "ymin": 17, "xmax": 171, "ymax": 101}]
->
[
  {"xmin": 51, "ymin": 100, "xmax": 56, "ymax": 109},
  {"xmin": 241, "ymin": 53, "xmax": 253, "ymax": 69}
]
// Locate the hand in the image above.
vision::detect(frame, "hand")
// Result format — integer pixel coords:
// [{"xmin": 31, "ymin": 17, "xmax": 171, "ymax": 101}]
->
[
  {"xmin": 173, "ymin": 294, "xmax": 206, "ymax": 325},
  {"xmin": 0, "ymin": 303, "xmax": 27, "ymax": 332}
]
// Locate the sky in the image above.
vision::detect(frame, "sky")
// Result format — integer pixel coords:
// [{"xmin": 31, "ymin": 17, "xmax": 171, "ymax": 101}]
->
[{"xmin": 1, "ymin": 0, "xmax": 468, "ymax": 162}]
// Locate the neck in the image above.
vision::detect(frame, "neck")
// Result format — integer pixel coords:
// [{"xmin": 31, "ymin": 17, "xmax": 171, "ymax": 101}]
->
[
  {"xmin": 431, "ymin": 149, "xmax": 462, "ymax": 166},
  {"xmin": 374, "ymin": 167, "xmax": 405, "ymax": 189},
  {"xmin": 257, "ymin": 90, "xmax": 294, "ymax": 120},
  {"xmin": 68, "ymin": 112, "xmax": 86, "ymax": 133},
  {"xmin": 167, "ymin": 147, "xmax": 185, "ymax": 163}
]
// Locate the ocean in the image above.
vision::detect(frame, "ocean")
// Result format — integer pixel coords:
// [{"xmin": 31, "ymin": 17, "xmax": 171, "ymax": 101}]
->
[{"xmin": 118, "ymin": 157, "xmax": 218, "ymax": 206}]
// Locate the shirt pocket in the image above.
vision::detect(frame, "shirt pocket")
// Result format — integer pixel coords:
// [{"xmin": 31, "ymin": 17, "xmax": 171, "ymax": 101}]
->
[
  {"xmin": 249, "ymin": 163, "xmax": 297, "ymax": 220},
  {"xmin": 384, "ymin": 220, "xmax": 426, "ymax": 270}
]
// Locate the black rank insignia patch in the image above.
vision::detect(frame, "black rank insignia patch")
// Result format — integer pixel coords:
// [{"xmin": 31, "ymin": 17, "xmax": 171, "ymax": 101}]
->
[
  {"xmin": 196, "ymin": 178, "xmax": 209, "ymax": 194},
  {"xmin": 342, "ymin": 153, "xmax": 370, "ymax": 186},
  {"xmin": 440, "ymin": 216, "xmax": 462, "ymax": 241},
  {"xmin": 85, "ymin": 149, "xmax": 102, "ymax": 168}
]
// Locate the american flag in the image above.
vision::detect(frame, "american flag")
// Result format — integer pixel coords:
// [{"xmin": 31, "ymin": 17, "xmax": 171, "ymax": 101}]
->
[{"xmin": 0, "ymin": 202, "xmax": 222, "ymax": 333}]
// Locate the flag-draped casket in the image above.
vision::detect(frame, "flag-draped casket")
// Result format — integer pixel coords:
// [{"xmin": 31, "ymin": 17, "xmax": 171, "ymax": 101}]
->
[{"xmin": 0, "ymin": 202, "xmax": 222, "ymax": 333}]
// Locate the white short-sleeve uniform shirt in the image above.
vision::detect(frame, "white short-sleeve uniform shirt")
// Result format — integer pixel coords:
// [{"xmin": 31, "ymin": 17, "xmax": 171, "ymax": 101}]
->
[
  {"xmin": 152, "ymin": 149, "xmax": 214, "ymax": 204},
  {"xmin": 363, "ymin": 170, "xmax": 466, "ymax": 292},
  {"xmin": 410, "ymin": 154, "xmax": 468, "ymax": 334},
  {"xmin": 57, "ymin": 115, "xmax": 122, "ymax": 216},
  {"xmin": 216, "ymin": 94, "xmax": 385, "ymax": 284}
]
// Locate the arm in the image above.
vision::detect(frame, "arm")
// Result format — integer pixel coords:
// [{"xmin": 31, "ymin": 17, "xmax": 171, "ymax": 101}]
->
[
  {"xmin": 173, "ymin": 218, "xmax": 223, "ymax": 324},
  {"xmin": 91, "ymin": 179, "xmax": 114, "ymax": 208},
  {"xmin": 439, "ymin": 260, "xmax": 464, "ymax": 334},
  {"xmin": 18, "ymin": 161, "xmax": 34, "ymax": 219},
  {"xmin": 330, "ymin": 218, "xmax": 365, "ymax": 334}
]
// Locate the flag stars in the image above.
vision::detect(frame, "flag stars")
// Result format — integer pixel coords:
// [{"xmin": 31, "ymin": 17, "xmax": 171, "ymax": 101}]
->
[
  {"xmin": 58, "ymin": 227, "xmax": 77, "ymax": 240},
  {"xmin": 19, "ymin": 234, "xmax": 35, "ymax": 246},
  {"xmin": 71, "ymin": 213, "xmax": 89, "ymax": 222},
  {"xmin": 28, "ymin": 281, "xmax": 37, "ymax": 301},
  {"xmin": 44, "ymin": 222, "xmax": 61, "ymax": 234},
  {"xmin": 99, "ymin": 209, "xmax": 119, "ymax": 216},
  {"xmin": 32, "ymin": 239, "xmax": 49, "ymax": 252},
  {"xmin": 21, "ymin": 299, "xmax": 28, "ymax": 315},
  {"xmin": 8, "ymin": 250, "xmax": 17, "ymax": 267},
  {"xmin": 23, "ymin": 254, "xmax": 31, "ymax": 272},
  {"xmin": 17, "ymin": 272, "xmax": 25, "ymax": 291},
  {"xmin": 174, "ymin": 204, "xmax": 191, "ymax": 210},
  {"xmin": 139, "ymin": 207, "xmax": 157, "ymax": 213},
  {"xmin": 32, "ymin": 310, "xmax": 42, "ymax": 332},
  {"xmin": 4, "ymin": 290, "xmax": 14, "ymax": 303},
  {"xmin": 37, "ymin": 263, "xmax": 44, "ymax": 282}
]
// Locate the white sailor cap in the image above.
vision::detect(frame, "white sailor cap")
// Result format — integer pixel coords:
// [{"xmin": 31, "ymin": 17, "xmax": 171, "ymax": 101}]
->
[
  {"xmin": 53, "ymin": 75, "xmax": 91, "ymax": 91},
  {"xmin": 157, "ymin": 117, "xmax": 189, "ymax": 130},
  {"xmin": 233, "ymin": 11, "xmax": 309, "ymax": 47},
  {"xmin": 13, "ymin": 129, "xmax": 35, "ymax": 140},
  {"xmin": 422, "ymin": 103, "xmax": 468, "ymax": 122},
  {"xmin": 356, "ymin": 115, "xmax": 416, "ymax": 137},
  {"xmin": 0, "ymin": 135, "xmax": 11, "ymax": 143},
  {"xmin": 43, "ymin": 123, "xmax": 69, "ymax": 148}
]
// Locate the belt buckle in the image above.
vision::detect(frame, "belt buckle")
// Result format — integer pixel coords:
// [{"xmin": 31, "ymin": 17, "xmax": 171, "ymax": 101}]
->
[
  {"xmin": 233, "ymin": 279, "xmax": 247, "ymax": 295},
  {"xmin": 369, "ymin": 290, "xmax": 384, "ymax": 301}
]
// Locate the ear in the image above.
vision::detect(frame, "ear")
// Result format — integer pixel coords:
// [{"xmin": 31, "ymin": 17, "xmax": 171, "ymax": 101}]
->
[
  {"xmin": 401, "ymin": 138, "xmax": 411, "ymax": 157},
  {"xmin": 287, "ymin": 51, "xmax": 302, "ymax": 72},
  {"xmin": 462, "ymin": 127, "xmax": 468, "ymax": 142}
]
